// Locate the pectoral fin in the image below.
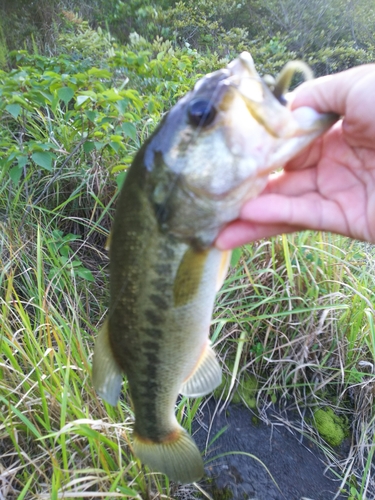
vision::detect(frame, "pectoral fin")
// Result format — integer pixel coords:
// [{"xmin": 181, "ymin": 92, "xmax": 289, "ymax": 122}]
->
[
  {"xmin": 173, "ymin": 247, "xmax": 209, "ymax": 307},
  {"xmin": 92, "ymin": 319, "xmax": 123, "ymax": 406},
  {"xmin": 216, "ymin": 250, "xmax": 231, "ymax": 292},
  {"xmin": 180, "ymin": 344, "xmax": 222, "ymax": 397}
]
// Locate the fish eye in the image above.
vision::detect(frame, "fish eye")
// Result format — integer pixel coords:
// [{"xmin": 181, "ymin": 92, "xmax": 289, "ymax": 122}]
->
[{"xmin": 188, "ymin": 99, "xmax": 217, "ymax": 127}]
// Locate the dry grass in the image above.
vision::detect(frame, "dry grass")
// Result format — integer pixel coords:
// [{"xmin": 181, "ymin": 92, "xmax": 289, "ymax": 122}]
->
[
  {"xmin": 1, "ymin": 15, "xmax": 374, "ymax": 498},
  {"xmin": 1, "ymin": 170, "xmax": 375, "ymax": 499},
  {"xmin": 212, "ymin": 234, "xmax": 375, "ymax": 498}
]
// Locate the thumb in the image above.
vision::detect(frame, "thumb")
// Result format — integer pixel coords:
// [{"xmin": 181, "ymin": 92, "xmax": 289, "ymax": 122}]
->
[{"xmin": 291, "ymin": 64, "xmax": 375, "ymax": 149}]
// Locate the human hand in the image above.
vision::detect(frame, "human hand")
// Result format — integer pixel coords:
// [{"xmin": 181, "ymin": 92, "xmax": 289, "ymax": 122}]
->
[{"xmin": 216, "ymin": 64, "xmax": 375, "ymax": 250}]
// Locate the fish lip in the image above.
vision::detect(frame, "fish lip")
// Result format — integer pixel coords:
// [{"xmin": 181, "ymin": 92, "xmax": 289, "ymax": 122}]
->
[{"xmin": 193, "ymin": 52, "xmax": 263, "ymax": 114}]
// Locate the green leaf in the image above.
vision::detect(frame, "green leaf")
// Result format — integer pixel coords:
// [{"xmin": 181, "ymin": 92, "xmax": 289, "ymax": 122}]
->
[
  {"xmin": 33, "ymin": 142, "xmax": 57, "ymax": 151},
  {"xmin": 9, "ymin": 155, "xmax": 28, "ymax": 183},
  {"xmin": 100, "ymin": 89, "xmax": 123, "ymax": 102},
  {"xmin": 51, "ymin": 92, "xmax": 59, "ymax": 113},
  {"xmin": 6, "ymin": 400, "xmax": 42, "ymax": 439},
  {"xmin": 147, "ymin": 99, "xmax": 156, "ymax": 113},
  {"xmin": 83, "ymin": 141, "xmax": 95, "ymax": 153},
  {"xmin": 31, "ymin": 152, "xmax": 54, "ymax": 171},
  {"xmin": 117, "ymin": 486, "xmax": 141, "ymax": 496},
  {"xmin": 17, "ymin": 155, "xmax": 28, "ymax": 168},
  {"xmin": 116, "ymin": 99, "xmax": 128, "ymax": 115},
  {"xmin": 85, "ymin": 110, "xmax": 97, "ymax": 122},
  {"xmin": 94, "ymin": 142, "xmax": 105, "ymax": 151},
  {"xmin": 109, "ymin": 142, "xmax": 120, "ymax": 153},
  {"xmin": 5, "ymin": 104, "xmax": 21, "ymax": 119},
  {"xmin": 57, "ymin": 87, "xmax": 74, "ymax": 105},
  {"xmin": 97, "ymin": 116, "xmax": 113, "ymax": 126},
  {"xmin": 122, "ymin": 122, "xmax": 137, "ymax": 142},
  {"xmin": 111, "ymin": 164, "xmax": 128, "ymax": 174},
  {"xmin": 87, "ymin": 68, "xmax": 112, "ymax": 78},
  {"xmin": 76, "ymin": 268, "xmax": 95, "ymax": 282},
  {"xmin": 115, "ymin": 171, "xmax": 127, "ymax": 189},
  {"xmin": 76, "ymin": 95, "xmax": 91, "ymax": 106},
  {"xmin": 9, "ymin": 165, "xmax": 23, "ymax": 184}
]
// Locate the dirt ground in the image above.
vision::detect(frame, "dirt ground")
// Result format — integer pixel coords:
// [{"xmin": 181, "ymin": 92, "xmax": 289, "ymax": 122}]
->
[{"xmin": 193, "ymin": 400, "xmax": 347, "ymax": 500}]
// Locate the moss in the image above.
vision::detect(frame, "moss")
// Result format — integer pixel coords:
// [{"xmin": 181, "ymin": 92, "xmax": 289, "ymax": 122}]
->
[
  {"xmin": 313, "ymin": 407, "xmax": 349, "ymax": 447},
  {"xmin": 237, "ymin": 374, "xmax": 258, "ymax": 408},
  {"xmin": 214, "ymin": 369, "xmax": 258, "ymax": 409},
  {"xmin": 211, "ymin": 484, "xmax": 233, "ymax": 500},
  {"xmin": 199, "ymin": 477, "xmax": 233, "ymax": 500}
]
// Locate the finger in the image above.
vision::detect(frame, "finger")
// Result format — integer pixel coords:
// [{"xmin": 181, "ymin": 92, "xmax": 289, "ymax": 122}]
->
[
  {"xmin": 240, "ymin": 193, "xmax": 350, "ymax": 237},
  {"xmin": 292, "ymin": 65, "xmax": 375, "ymax": 149},
  {"xmin": 284, "ymin": 122, "xmax": 341, "ymax": 171},
  {"xmin": 342, "ymin": 69, "xmax": 375, "ymax": 148},
  {"xmin": 259, "ymin": 167, "xmax": 318, "ymax": 197},
  {"xmin": 215, "ymin": 220, "xmax": 298, "ymax": 249},
  {"xmin": 291, "ymin": 65, "xmax": 375, "ymax": 116}
]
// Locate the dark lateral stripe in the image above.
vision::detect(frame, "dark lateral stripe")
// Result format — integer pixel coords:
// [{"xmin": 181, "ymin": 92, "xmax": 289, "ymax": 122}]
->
[
  {"xmin": 149, "ymin": 293, "xmax": 169, "ymax": 310},
  {"xmin": 142, "ymin": 327, "xmax": 163, "ymax": 339},
  {"xmin": 145, "ymin": 309, "xmax": 164, "ymax": 324},
  {"xmin": 154, "ymin": 263, "xmax": 172, "ymax": 275},
  {"xmin": 142, "ymin": 341, "xmax": 160, "ymax": 351},
  {"xmin": 150, "ymin": 279, "xmax": 169, "ymax": 294}
]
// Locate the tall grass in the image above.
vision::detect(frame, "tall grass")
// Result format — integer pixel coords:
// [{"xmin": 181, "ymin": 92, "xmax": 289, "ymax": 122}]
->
[
  {"xmin": 2, "ymin": 177, "xmax": 375, "ymax": 498},
  {"xmin": 1, "ymin": 44, "xmax": 375, "ymax": 499},
  {"xmin": 214, "ymin": 233, "xmax": 375, "ymax": 499}
]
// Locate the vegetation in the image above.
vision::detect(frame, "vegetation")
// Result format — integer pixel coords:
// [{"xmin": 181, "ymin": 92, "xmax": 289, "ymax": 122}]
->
[
  {"xmin": 1, "ymin": 1, "xmax": 375, "ymax": 499},
  {"xmin": 313, "ymin": 407, "xmax": 349, "ymax": 447}
]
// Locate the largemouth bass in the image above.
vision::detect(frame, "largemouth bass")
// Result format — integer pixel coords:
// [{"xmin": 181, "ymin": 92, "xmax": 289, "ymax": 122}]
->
[{"xmin": 93, "ymin": 52, "xmax": 337, "ymax": 484}]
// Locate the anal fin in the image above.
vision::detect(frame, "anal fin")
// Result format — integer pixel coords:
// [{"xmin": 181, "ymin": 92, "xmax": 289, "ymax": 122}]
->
[
  {"xmin": 180, "ymin": 344, "xmax": 222, "ymax": 397},
  {"xmin": 92, "ymin": 319, "xmax": 123, "ymax": 406}
]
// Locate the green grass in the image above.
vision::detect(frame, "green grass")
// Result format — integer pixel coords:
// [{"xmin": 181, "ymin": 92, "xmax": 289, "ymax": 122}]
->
[
  {"xmin": 213, "ymin": 233, "xmax": 375, "ymax": 499},
  {"xmin": 1, "ymin": 43, "xmax": 375, "ymax": 500},
  {"xmin": 2, "ymin": 183, "xmax": 375, "ymax": 498}
]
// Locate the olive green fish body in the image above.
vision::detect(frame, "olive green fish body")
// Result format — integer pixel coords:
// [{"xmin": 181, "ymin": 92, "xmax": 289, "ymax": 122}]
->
[
  {"xmin": 95, "ymin": 153, "xmax": 225, "ymax": 482},
  {"xmin": 93, "ymin": 52, "xmax": 338, "ymax": 484}
]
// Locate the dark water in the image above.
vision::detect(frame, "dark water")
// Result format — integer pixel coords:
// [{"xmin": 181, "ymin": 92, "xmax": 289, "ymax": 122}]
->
[{"xmin": 193, "ymin": 400, "xmax": 347, "ymax": 500}]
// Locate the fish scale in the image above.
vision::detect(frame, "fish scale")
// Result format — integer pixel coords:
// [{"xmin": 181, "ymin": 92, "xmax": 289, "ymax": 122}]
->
[{"xmin": 92, "ymin": 51, "xmax": 338, "ymax": 484}]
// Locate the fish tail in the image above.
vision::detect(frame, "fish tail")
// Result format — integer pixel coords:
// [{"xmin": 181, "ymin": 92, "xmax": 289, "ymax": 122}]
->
[{"xmin": 133, "ymin": 426, "xmax": 204, "ymax": 484}]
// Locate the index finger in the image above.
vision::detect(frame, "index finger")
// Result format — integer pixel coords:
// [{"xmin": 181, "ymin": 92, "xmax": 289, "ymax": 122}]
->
[
  {"xmin": 291, "ymin": 64, "xmax": 375, "ymax": 115},
  {"xmin": 291, "ymin": 64, "xmax": 375, "ymax": 149}
]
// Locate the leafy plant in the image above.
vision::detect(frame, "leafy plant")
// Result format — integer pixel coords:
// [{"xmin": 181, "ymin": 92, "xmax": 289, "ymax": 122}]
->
[{"xmin": 1, "ymin": 2, "xmax": 375, "ymax": 498}]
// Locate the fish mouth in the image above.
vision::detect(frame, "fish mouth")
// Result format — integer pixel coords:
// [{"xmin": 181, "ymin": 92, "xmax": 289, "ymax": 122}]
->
[
  {"xmin": 177, "ymin": 52, "xmax": 338, "ymax": 205},
  {"xmin": 225, "ymin": 52, "xmax": 337, "ymax": 139}
]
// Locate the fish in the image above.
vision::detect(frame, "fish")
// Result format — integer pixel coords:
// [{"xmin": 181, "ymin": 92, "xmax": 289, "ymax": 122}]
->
[{"xmin": 92, "ymin": 51, "xmax": 337, "ymax": 484}]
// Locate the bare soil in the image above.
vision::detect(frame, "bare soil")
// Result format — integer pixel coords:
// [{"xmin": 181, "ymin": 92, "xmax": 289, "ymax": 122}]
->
[{"xmin": 193, "ymin": 400, "xmax": 348, "ymax": 500}]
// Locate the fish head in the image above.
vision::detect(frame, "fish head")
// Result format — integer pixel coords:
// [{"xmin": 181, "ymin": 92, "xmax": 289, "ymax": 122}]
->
[{"xmin": 144, "ymin": 52, "xmax": 337, "ymax": 247}]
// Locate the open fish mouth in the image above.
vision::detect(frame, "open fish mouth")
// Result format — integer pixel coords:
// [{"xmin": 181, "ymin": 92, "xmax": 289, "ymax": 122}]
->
[{"xmin": 178, "ymin": 52, "xmax": 337, "ymax": 203}]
